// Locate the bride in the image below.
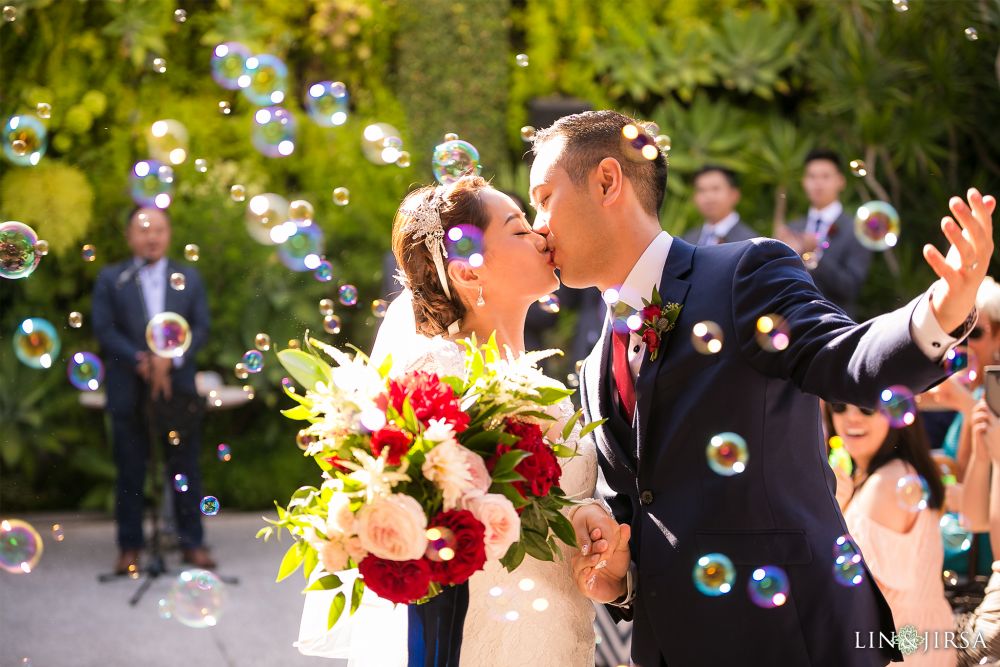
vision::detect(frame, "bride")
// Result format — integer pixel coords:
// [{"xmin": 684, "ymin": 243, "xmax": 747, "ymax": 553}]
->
[{"xmin": 297, "ymin": 176, "xmax": 607, "ymax": 666}]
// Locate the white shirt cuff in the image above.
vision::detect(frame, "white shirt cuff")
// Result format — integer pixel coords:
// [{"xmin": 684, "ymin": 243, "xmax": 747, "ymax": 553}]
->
[
  {"xmin": 909, "ymin": 285, "xmax": 971, "ymax": 362},
  {"xmin": 610, "ymin": 562, "xmax": 637, "ymax": 607}
]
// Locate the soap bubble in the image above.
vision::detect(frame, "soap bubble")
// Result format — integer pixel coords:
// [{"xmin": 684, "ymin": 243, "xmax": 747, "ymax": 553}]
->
[
  {"xmin": 3, "ymin": 5, "xmax": 17, "ymax": 22},
  {"xmin": 0, "ymin": 221, "xmax": 42, "ymax": 279},
  {"xmin": 173, "ymin": 8, "xmax": 187, "ymax": 22},
  {"xmin": 538, "ymin": 294, "xmax": 561, "ymax": 314},
  {"xmin": 849, "ymin": 160, "xmax": 867, "ymax": 177},
  {"xmin": 832, "ymin": 536, "xmax": 865, "ymax": 587},
  {"xmin": 147, "ymin": 119, "xmax": 189, "ymax": 165},
  {"xmin": 81, "ymin": 244, "xmax": 97, "ymax": 262},
  {"xmin": 305, "ymin": 81, "xmax": 349, "ymax": 127},
  {"xmin": 878, "ymin": 385, "xmax": 916, "ymax": 428},
  {"xmin": 395, "ymin": 151, "xmax": 411, "ymax": 168},
  {"xmin": 32, "ymin": 239, "xmax": 48, "ymax": 256},
  {"xmin": 372, "ymin": 300, "xmax": 389, "ymax": 318},
  {"xmin": 145, "ymin": 312, "xmax": 192, "ymax": 359},
  {"xmin": 234, "ymin": 363, "xmax": 249, "ymax": 380},
  {"xmin": 252, "ymin": 106, "xmax": 296, "ymax": 158},
  {"xmin": 67, "ymin": 352, "xmax": 104, "ymax": 391},
  {"xmin": 0, "ymin": 519, "xmax": 43, "ymax": 574},
  {"xmin": 319, "ymin": 299, "xmax": 336, "ymax": 316},
  {"xmin": 184, "ymin": 244, "xmax": 200, "ymax": 262},
  {"xmin": 68, "ymin": 312, "xmax": 83, "ymax": 328},
  {"xmin": 245, "ymin": 193, "xmax": 290, "ymax": 245},
  {"xmin": 892, "ymin": 0, "xmax": 909, "ymax": 11},
  {"xmin": 693, "ymin": 552, "xmax": 735, "ymax": 596},
  {"xmin": 314, "ymin": 259, "xmax": 334, "ymax": 282},
  {"xmin": 240, "ymin": 54, "xmax": 288, "ymax": 106},
  {"xmin": 515, "ymin": 53, "xmax": 529, "ymax": 67},
  {"xmin": 173, "ymin": 474, "xmax": 189, "ymax": 493},
  {"xmin": 200, "ymin": 496, "xmax": 220, "ymax": 516},
  {"xmin": 152, "ymin": 57, "xmax": 167, "ymax": 74},
  {"xmin": 520, "ymin": 126, "xmax": 536, "ymax": 141},
  {"xmin": 229, "ymin": 184, "xmax": 246, "ymax": 202},
  {"xmin": 194, "ymin": 158, "xmax": 207, "ymax": 173},
  {"xmin": 654, "ymin": 135, "xmax": 671, "ymax": 152},
  {"xmin": 338, "ymin": 284, "xmax": 359, "ymax": 307},
  {"xmin": 332, "ymin": 187, "xmax": 350, "ymax": 206},
  {"xmin": 755, "ymin": 314, "xmax": 790, "ymax": 352},
  {"xmin": 705, "ymin": 432, "xmax": 748, "ymax": 476},
  {"xmin": 964, "ymin": 27, "xmax": 979, "ymax": 41},
  {"xmin": 854, "ymin": 201, "xmax": 900, "ymax": 251},
  {"xmin": 254, "ymin": 333, "xmax": 271, "ymax": 351},
  {"xmin": 940, "ymin": 513, "xmax": 973, "ymax": 556},
  {"xmin": 167, "ymin": 569, "xmax": 226, "ymax": 628},
  {"xmin": 14, "ymin": 318, "xmax": 60, "ymax": 369},
  {"xmin": 51, "ymin": 524, "xmax": 64, "ymax": 542},
  {"xmin": 323, "ymin": 315, "xmax": 342, "ymax": 335},
  {"xmin": 748, "ymin": 566, "xmax": 789, "ymax": 608},
  {"xmin": 361, "ymin": 123, "xmax": 403, "ymax": 165},
  {"xmin": 432, "ymin": 139, "xmax": 481, "ymax": 185},
  {"xmin": 217, "ymin": 444, "xmax": 232, "ymax": 462},
  {"xmin": 35, "ymin": 103, "xmax": 51, "ymax": 120},
  {"xmin": 3, "ymin": 114, "xmax": 47, "ymax": 167},
  {"xmin": 278, "ymin": 222, "xmax": 324, "ymax": 272},
  {"xmin": 170, "ymin": 272, "xmax": 186, "ymax": 291},
  {"xmin": 691, "ymin": 321, "xmax": 723, "ymax": 355},
  {"xmin": 896, "ymin": 474, "xmax": 930, "ymax": 512},
  {"xmin": 130, "ymin": 160, "xmax": 174, "ymax": 209},
  {"xmin": 445, "ymin": 224, "xmax": 485, "ymax": 263},
  {"xmin": 218, "ymin": 101, "xmax": 232, "ymax": 115},
  {"xmin": 241, "ymin": 349, "xmax": 264, "ymax": 374},
  {"xmin": 944, "ymin": 347, "xmax": 978, "ymax": 387},
  {"xmin": 211, "ymin": 42, "xmax": 251, "ymax": 90},
  {"xmin": 288, "ymin": 199, "xmax": 314, "ymax": 223},
  {"xmin": 425, "ymin": 527, "xmax": 457, "ymax": 562}
]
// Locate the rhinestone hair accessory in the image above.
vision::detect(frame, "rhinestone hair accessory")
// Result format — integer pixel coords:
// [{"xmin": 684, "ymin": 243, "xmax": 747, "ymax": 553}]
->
[{"xmin": 400, "ymin": 187, "xmax": 451, "ymax": 300}]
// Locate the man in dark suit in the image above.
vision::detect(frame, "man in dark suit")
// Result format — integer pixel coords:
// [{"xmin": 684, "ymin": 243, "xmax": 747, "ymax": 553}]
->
[
  {"xmin": 528, "ymin": 111, "xmax": 992, "ymax": 666},
  {"xmin": 92, "ymin": 207, "xmax": 214, "ymax": 574},
  {"xmin": 783, "ymin": 149, "xmax": 873, "ymax": 318},
  {"xmin": 682, "ymin": 165, "xmax": 757, "ymax": 246}
]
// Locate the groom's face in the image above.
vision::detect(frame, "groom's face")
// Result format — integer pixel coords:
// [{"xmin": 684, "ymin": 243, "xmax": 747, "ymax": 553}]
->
[{"xmin": 529, "ymin": 138, "xmax": 603, "ymax": 289}]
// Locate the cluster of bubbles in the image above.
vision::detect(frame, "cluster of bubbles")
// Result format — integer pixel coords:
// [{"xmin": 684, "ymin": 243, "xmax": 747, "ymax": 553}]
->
[
  {"xmin": 3, "ymin": 114, "xmax": 47, "ymax": 167},
  {"xmin": 854, "ymin": 201, "xmax": 900, "ymax": 251},
  {"xmin": 67, "ymin": 352, "xmax": 104, "ymax": 391},
  {"xmin": 691, "ymin": 552, "xmax": 790, "ymax": 608},
  {"xmin": 432, "ymin": 134, "xmax": 481, "ymax": 185},
  {"xmin": 159, "ymin": 569, "xmax": 226, "ymax": 628},
  {"xmin": 0, "ymin": 519, "xmax": 43, "ymax": 574},
  {"xmin": 0, "ymin": 221, "xmax": 44, "ymax": 279}
]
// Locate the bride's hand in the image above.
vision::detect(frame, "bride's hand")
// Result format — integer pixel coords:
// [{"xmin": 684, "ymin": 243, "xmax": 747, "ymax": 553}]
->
[{"xmin": 570, "ymin": 505, "xmax": 631, "ymax": 603}]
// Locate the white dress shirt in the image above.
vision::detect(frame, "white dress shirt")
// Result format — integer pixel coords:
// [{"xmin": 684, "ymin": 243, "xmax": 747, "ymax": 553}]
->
[
  {"xmin": 805, "ymin": 200, "xmax": 843, "ymax": 243},
  {"xmin": 136, "ymin": 257, "xmax": 168, "ymax": 319},
  {"xmin": 696, "ymin": 212, "xmax": 741, "ymax": 246}
]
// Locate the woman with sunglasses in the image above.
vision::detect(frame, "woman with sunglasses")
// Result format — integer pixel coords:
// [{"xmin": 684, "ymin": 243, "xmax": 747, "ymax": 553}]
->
[{"xmin": 825, "ymin": 402, "xmax": 954, "ymax": 666}]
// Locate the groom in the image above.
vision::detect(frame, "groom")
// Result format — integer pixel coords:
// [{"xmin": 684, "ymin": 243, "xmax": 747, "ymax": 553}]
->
[{"xmin": 529, "ymin": 111, "xmax": 994, "ymax": 666}]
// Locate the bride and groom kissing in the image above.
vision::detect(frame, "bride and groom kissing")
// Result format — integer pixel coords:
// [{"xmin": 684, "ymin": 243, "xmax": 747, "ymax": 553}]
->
[{"xmin": 348, "ymin": 110, "xmax": 994, "ymax": 666}]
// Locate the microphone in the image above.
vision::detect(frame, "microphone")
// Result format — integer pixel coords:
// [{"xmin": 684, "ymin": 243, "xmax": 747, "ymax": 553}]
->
[{"xmin": 116, "ymin": 257, "xmax": 153, "ymax": 288}]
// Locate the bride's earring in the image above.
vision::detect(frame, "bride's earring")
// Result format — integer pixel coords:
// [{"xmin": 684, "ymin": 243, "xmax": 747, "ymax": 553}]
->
[{"xmin": 476, "ymin": 286, "xmax": 485, "ymax": 307}]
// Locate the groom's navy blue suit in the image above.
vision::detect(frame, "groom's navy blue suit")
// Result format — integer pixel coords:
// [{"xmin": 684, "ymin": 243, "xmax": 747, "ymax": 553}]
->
[{"xmin": 581, "ymin": 237, "xmax": 951, "ymax": 666}]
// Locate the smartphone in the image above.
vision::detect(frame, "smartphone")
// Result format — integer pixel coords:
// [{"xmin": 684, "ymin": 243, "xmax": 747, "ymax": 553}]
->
[{"xmin": 986, "ymin": 366, "xmax": 1000, "ymax": 417}]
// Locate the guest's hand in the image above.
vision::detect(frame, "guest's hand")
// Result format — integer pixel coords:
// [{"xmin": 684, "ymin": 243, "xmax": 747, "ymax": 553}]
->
[
  {"xmin": 925, "ymin": 188, "xmax": 996, "ymax": 333},
  {"xmin": 916, "ymin": 375, "xmax": 975, "ymax": 414},
  {"xmin": 570, "ymin": 505, "xmax": 631, "ymax": 603},
  {"xmin": 149, "ymin": 356, "xmax": 173, "ymax": 402},
  {"xmin": 971, "ymin": 399, "xmax": 1000, "ymax": 463}
]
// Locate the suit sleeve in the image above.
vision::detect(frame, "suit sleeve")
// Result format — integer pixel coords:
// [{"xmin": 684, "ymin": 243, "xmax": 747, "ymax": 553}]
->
[
  {"xmin": 731, "ymin": 239, "xmax": 944, "ymax": 407},
  {"xmin": 185, "ymin": 268, "xmax": 210, "ymax": 356},
  {"xmin": 92, "ymin": 268, "xmax": 142, "ymax": 364},
  {"xmin": 808, "ymin": 233, "xmax": 872, "ymax": 307}
]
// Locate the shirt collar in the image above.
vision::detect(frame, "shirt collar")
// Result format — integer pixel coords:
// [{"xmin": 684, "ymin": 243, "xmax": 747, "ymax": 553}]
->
[
  {"xmin": 135, "ymin": 256, "xmax": 167, "ymax": 274},
  {"xmin": 807, "ymin": 200, "xmax": 843, "ymax": 226},
  {"xmin": 615, "ymin": 231, "xmax": 673, "ymax": 313},
  {"xmin": 703, "ymin": 212, "xmax": 740, "ymax": 237}
]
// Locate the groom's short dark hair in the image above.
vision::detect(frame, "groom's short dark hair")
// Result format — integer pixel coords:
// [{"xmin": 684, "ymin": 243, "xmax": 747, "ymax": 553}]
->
[{"xmin": 532, "ymin": 110, "xmax": 668, "ymax": 217}]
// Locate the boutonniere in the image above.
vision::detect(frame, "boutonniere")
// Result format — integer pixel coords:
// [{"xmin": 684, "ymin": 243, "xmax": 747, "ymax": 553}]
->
[
  {"xmin": 638, "ymin": 287, "xmax": 683, "ymax": 361},
  {"xmin": 827, "ymin": 222, "xmax": 839, "ymax": 238}
]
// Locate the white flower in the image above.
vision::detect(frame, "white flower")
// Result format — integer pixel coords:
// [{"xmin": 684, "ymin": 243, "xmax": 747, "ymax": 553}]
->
[
  {"xmin": 422, "ymin": 440, "xmax": 484, "ymax": 511},
  {"xmin": 338, "ymin": 448, "xmax": 411, "ymax": 503},
  {"xmin": 423, "ymin": 418, "xmax": 458, "ymax": 445}
]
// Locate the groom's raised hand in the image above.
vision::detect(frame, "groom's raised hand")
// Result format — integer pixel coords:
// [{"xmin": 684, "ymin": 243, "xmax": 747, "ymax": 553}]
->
[
  {"xmin": 923, "ymin": 188, "xmax": 995, "ymax": 333},
  {"xmin": 570, "ymin": 505, "xmax": 632, "ymax": 603}
]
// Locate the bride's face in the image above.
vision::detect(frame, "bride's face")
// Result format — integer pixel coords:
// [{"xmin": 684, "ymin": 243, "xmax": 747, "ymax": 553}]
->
[{"xmin": 475, "ymin": 189, "xmax": 559, "ymax": 304}]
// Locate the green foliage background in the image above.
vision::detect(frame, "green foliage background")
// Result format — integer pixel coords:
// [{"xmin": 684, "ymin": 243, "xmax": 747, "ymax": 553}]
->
[{"xmin": 1, "ymin": 0, "xmax": 998, "ymax": 511}]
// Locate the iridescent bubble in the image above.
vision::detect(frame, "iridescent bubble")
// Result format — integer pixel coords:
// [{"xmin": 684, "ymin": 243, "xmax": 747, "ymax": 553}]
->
[
  {"xmin": 654, "ymin": 135, "xmax": 671, "ymax": 152},
  {"xmin": 361, "ymin": 123, "xmax": 403, "ymax": 165},
  {"xmin": 445, "ymin": 224, "xmax": 485, "ymax": 263},
  {"xmin": 395, "ymin": 151, "xmax": 411, "ymax": 168},
  {"xmin": 173, "ymin": 474, "xmax": 190, "ymax": 493},
  {"xmin": 67, "ymin": 352, "xmax": 104, "ymax": 391},
  {"xmin": 878, "ymin": 385, "xmax": 916, "ymax": 428},
  {"xmin": 940, "ymin": 513, "xmax": 973, "ymax": 556},
  {"xmin": 965, "ymin": 27, "xmax": 979, "ymax": 41},
  {"xmin": 748, "ymin": 566, "xmax": 789, "ymax": 608},
  {"xmin": 152, "ymin": 57, "xmax": 167, "ymax": 74},
  {"xmin": 249, "ymin": 335, "xmax": 269, "ymax": 355},
  {"xmin": 706, "ymin": 432, "xmax": 748, "ymax": 476},
  {"xmin": 892, "ymin": 0, "xmax": 909, "ymax": 11},
  {"xmin": 217, "ymin": 444, "xmax": 232, "ymax": 462},
  {"xmin": 68, "ymin": 311, "xmax": 83, "ymax": 328},
  {"xmin": 693, "ymin": 552, "xmax": 735, "ymax": 596},
  {"xmin": 538, "ymin": 294, "xmax": 561, "ymax": 314},
  {"xmin": 32, "ymin": 239, "xmax": 48, "ymax": 256},
  {"xmin": 338, "ymin": 284, "xmax": 358, "ymax": 307},
  {"xmin": 51, "ymin": 524, "xmax": 64, "ymax": 542},
  {"xmin": 174, "ymin": 8, "xmax": 187, "ymax": 22},
  {"xmin": 314, "ymin": 259, "xmax": 334, "ymax": 282},
  {"xmin": 168, "ymin": 569, "xmax": 226, "ymax": 628},
  {"xmin": 432, "ymin": 139, "xmax": 481, "ymax": 185},
  {"xmin": 252, "ymin": 106, "xmax": 296, "ymax": 158},
  {"xmin": 278, "ymin": 222, "xmax": 324, "ymax": 271},
  {"xmin": 81, "ymin": 244, "xmax": 96, "ymax": 262},
  {"xmin": 945, "ymin": 347, "xmax": 979, "ymax": 387},
  {"xmin": 146, "ymin": 312, "xmax": 192, "ymax": 359},
  {"xmin": 0, "ymin": 519, "xmax": 43, "ymax": 574},
  {"xmin": 3, "ymin": 115, "xmax": 47, "ymax": 167},
  {"xmin": 200, "ymin": 496, "xmax": 220, "ymax": 516},
  {"xmin": 332, "ymin": 187, "xmax": 351, "ymax": 206},
  {"xmin": 319, "ymin": 299, "xmax": 336, "ymax": 317},
  {"xmin": 305, "ymin": 81, "xmax": 349, "ymax": 127},
  {"xmin": 833, "ymin": 550, "xmax": 865, "ymax": 587},
  {"xmin": 148, "ymin": 119, "xmax": 189, "ymax": 165},
  {"xmin": 515, "ymin": 53, "xmax": 529, "ymax": 67},
  {"xmin": 241, "ymin": 349, "xmax": 264, "ymax": 374},
  {"xmin": 218, "ymin": 101, "xmax": 232, "ymax": 115},
  {"xmin": 288, "ymin": 199, "xmax": 314, "ymax": 223},
  {"xmin": 245, "ymin": 193, "xmax": 289, "ymax": 245},
  {"xmin": 755, "ymin": 314, "xmax": 790, "ymax": 352},
  {"xmin": 620, "ymin": 124, "xmax": 658, "ymax": 162},
  {"xmin": 3, "ymin": 5, "xmax": 16, "ymax": 22},
  {"xmin": 372, "ymin": 299, "xmax": 389, "ymax": 318},
  {"xmin": 849, "ymin": 159, "xmax": 867, "ymax": 177},
  {"xmin": 323, "ymin": 315, "xmax": 343, "ymax": 335},
  {"xmin": 230, "ymin": 184, "xmax": 246, "ymax": 202},
  {"xmin": 240, "ymin": 54, "xmax": 288, "ymax": 106},
  {"xmin": 691, "ymin": 321, "xmax": 723, "ymax": 355},
  {"xmin": 520, "ymin": 126, "xmax": 536, "ymax": 142},
  {"xmin": 854, "ymin": 201, "xmax": 900, "ymax": 251},
  {"xmin": 425, "ymin": 526, "xmax": 457, "ymax": 562},
  {"xmin": 234, "ymin": 363, "xmax": 249, "ymax": 380},
  {"xmin": 14, "ymin": 318, "xmax": 60, "ymax": 369},
  {"xmin": 184, "ymin": 244, "xmax": 200, "ymax": 262},
  {"xmin": 170, "ymin": 272, "xmax": 186, "ymax": 291},
  {"xmin": 443, "ymin": 132, "xmax": 459, "ymax": 142},
  {"xmin": 194, "ymin": 158, "xmax": 207, "ymax": 173},
  {"xmin": 896, "ymin": 474, "xmax": 930, "ymax": 512},
  {"xmin": 296, "ymin": 429, "xmax": 315, "ymax": 451},
  {"xmin": 211, "ymin": 42, "xmax": 251, "ymax": 91},
  {"xmin": 0, "ymin": 221, "xmax": 41, "ymax": 279},
  {"xmin": 129, "ymin": 160, "xmax": 174, "ymax": 209},
  {"xmin": 35, "ymin": 103, "xmax": 51, "ymax": 119}
]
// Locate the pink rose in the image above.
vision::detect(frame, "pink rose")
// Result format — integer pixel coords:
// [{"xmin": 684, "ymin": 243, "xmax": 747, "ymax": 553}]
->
[
  {"xmin": 356, "ymin": 494, "xmax": 428, "ymax": 561},
  {"xmin": 460, "ymin": 493, "xmax": 521, "ymax": 561},
  {"xmin": 320, "ymin": 538, "xmax": 350, "ymax": 573},
  {"xmin": 345, "ymin": 535, "xmax": 368, "ymax": 564}
]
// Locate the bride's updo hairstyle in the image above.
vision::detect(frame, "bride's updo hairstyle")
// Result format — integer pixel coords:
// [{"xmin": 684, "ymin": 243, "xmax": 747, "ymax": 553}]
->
[{"xmin": 391, "ymin": 175, "xmax": 491, "ymax": 336}]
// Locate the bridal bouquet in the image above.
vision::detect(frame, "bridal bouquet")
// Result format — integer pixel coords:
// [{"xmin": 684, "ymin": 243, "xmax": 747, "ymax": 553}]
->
[{"xmin": 258, "ymin": 334, "xmax": 600, "ymax": 629}]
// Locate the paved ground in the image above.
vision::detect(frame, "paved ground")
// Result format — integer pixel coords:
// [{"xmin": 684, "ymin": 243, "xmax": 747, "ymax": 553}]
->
[{"xmin": 0, "ymin": 511, "xmax": 344, "ymax": 667}]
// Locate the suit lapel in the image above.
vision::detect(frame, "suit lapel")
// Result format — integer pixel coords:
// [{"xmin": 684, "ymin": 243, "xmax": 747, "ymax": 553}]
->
[{"xmin": 635, "ymin": 238, "xmax": 694, "ymax": 463}]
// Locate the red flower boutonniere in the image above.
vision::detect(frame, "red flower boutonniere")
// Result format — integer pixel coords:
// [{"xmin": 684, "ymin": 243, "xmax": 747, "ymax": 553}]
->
[{"xmin": 638, "ymin": 287, "xmax": 682, "ymax": 361}]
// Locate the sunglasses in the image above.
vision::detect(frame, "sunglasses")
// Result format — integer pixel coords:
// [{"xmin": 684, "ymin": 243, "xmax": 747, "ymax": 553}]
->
[{"xmin": 830, "ymin": 403, "xmax": 876, "ymax": 416}]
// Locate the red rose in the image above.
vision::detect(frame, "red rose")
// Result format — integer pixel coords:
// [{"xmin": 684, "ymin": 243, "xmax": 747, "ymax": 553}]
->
[
  {"xmin": 377, "ymin": 371, "xmax": 470, "ymax": 433},
  {"xmin": 425, "ymin": 509, "xmax": 487, "ymax": 586},
  {"xmin": 641, "ymin": 305, "xmax": 662, "ymax": 322},
  {"xmin": 642, "ymin": 329, "xmax": 660, "ymax": 350},
  {"xmin": 370, "ymin": 425, "xmax": 412, "ymax": 466},
  {"xmin": 358, "ymin": 554, "xmax": 431, "ymax": 605},
  {"xmin": 489, "ymin": 419, "xmax": 562, "ymax": 499}
]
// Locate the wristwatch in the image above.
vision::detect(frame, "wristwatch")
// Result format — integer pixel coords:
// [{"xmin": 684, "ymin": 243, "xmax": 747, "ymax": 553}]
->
[{"xmin": 949, "ymin": 307, "xmax": 979, "ymax": 340}]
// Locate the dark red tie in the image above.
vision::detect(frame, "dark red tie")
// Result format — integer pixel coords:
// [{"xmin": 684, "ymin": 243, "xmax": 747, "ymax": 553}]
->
[{"xmin": 612, "ymin": 330, "xmax": 636, "ymax": 422}]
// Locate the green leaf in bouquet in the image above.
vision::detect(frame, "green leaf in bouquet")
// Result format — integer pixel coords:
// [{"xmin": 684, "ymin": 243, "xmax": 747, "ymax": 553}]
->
[
  {"xmin": 350, "ymin": 576, "xmax": 365, "ymax": 614},
  {"xmin": 491, "ymin": 482, "xmax": 530, "ymax": 510},
  {"xmin": 500, "ymin": 541, "xmax": 526, "ymax": 571},
  {"xmin": 281, "ymin": 404, "xmax": 315, "ymax": 421},
  {"xmin": 549, "ymin": 510, "xmax": 579, "ymax": 548},
  {"xmin": 462, "ymin": 429, "xmax": 505, "ymax": 455},
  {"xmin": 522, "ymin": 528, "xmax": 555, "ymax": 562},
  {"xmin": 303, "ymin": 543, "xmax": 319, "ymax": 581},
  {"xmin": 483, "ymin": 332, "xmax": 501, "ymax": 364},
  {"xmin": 277, "ymin": 540, "xmax": 307, "ymax": 582},
  {"xmin": 401, "ymin": 397, "xmax": 420, "ymax": 434},
  {"xmin": 277, "ymin": 349, "xmax": 331, "ymax": 392},
  {"xmin": 534, "ymin": 386, "xmax": 575, "ymax": 406},
  {"xmin": 304, "ymin": 572, "xmax": 344, "ymax": 592},
  {"xmin": 377, "ymin": 353, "xmax": 394, "ymax": 379},
  {"xmin": 561, "ymin": 408, "xmax": 585, "ymax": 442},
  {"xmin": 578, "ymin": 418, "xmax": 607, "ymax": 440},
  {"xmin": 439, "ymin": 375, "xmax": 465, "ymax": 396},
  {"xmin": 551, "ymin": 443, "xmax": 580, "ymax": 459},
  {"xmin": 513, "ymin": 410, "xmax": 556, "ymax": 422},
  {"xmin": 488, "ymin": 470, "xmax": 527, "ymax": 484},
  {"xmin": 490, "ymin": 449, "xmax": 532, "ymax": 478},
  {"xmin": 327, "ymin": 591, "xmax": 347, "ymax": 631}
]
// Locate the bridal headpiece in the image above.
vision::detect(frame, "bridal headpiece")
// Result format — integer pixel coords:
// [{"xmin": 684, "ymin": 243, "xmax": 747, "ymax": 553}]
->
[{"xmin": 399, "ymin": 187, "xmax": 451, "ymax": 300}]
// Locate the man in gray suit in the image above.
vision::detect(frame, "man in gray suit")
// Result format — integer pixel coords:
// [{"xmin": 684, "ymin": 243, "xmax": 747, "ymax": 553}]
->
[
  {"xmin": 784, "ymin": 149, "xmax": 873, "ymax": 317},
  {"xmin": 683, "ymin": 165, "xmax": 757, "ymax": 246}
]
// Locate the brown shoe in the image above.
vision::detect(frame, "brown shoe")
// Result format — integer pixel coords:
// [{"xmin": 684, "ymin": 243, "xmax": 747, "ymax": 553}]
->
[
  {"xmin": 115, "ymin": 549, "xmax": 141, "ymax": 576},
  {"xmin": 181, "ymin": 547, "xmax": 217, "ymax": 570}
]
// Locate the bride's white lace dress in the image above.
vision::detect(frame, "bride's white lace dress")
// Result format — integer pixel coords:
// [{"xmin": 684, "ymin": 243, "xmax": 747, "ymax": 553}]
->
[{"xmin": 403, "ymin": 336, "xmax": 598, "ymax": 667}]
